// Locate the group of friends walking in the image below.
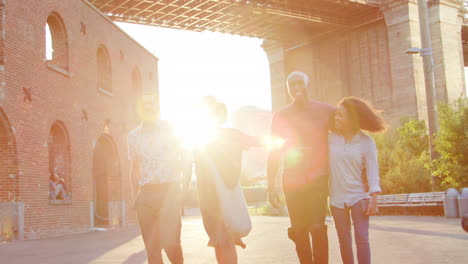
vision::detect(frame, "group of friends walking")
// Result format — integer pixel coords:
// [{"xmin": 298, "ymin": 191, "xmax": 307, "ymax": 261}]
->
[{"xmin": 127, "ymin": 71, "xmax": 387, "ymax": 264}]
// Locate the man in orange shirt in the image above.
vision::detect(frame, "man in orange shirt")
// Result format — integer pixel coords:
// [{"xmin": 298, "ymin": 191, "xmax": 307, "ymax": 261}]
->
[{"xmin": 268, "ymin": 72, "xmax": 334, "ymax": 264}]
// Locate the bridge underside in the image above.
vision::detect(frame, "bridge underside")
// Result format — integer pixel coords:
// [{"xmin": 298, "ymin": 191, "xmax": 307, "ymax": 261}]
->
[
  {"xmin": 90, "ymin": 0, "xmax": 466, "ymax": 124},
  {"xmin": 89, "ymin": 0, "xmax": 381, "ymax": 46}
]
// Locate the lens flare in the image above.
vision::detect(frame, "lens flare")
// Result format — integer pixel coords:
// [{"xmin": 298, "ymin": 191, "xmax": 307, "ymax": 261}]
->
[
  {"xmin": 173, "ymin": 106, "xmax": 219, "ymax": 148},
  {"xmin": 262, "ymin": 135, "xmax": 285, "ymax": 150},
  {"xmin": 285, "ymin": 149, "xmax": 302, "ymax": 166}
]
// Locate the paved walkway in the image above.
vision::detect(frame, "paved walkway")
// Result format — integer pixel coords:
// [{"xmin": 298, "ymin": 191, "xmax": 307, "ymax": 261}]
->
[{"xmin": 1, "ymin": 216, "xmax": 467, "ymax": 264}]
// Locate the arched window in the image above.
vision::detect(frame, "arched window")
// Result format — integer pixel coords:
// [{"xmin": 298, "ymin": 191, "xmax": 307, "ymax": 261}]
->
[
  {"xmin": 48, "ymin": 121, "xmax": 71, "ymax": 201},
  {"xmin": 45, "ymin": 13, "xmax": 69, "ymax": 70},
  {"xmin": 97, "ymin": 45, "xmax": 112, "ymax": 92}
]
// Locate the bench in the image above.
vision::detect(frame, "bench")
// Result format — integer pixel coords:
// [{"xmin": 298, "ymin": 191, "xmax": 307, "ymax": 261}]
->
[
  {"xmin": 407, "ymin": 192, "xmax": 444, "ymax": 206},
  {"xmin": 377, "ymin": 193, "xmax": 409, "ymax": 207},
  {"xmin": 377, "ymin": 192, "xmax": 444, "ymax": 207},
  {"xmin": 377, "ymin": 192, "xmax": 445, "ymax": 215}
]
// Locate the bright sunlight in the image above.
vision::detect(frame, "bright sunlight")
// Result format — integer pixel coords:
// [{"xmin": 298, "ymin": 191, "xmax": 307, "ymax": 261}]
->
[{"xmin": 173, "ymin": 103, "xmax": 219, "ymax": 148}]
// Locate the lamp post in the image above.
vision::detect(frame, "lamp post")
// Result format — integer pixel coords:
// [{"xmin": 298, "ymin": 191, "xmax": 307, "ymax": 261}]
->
[{"xmin": 404, "ymin": 0, "xmax": 438, "ymax": 192}]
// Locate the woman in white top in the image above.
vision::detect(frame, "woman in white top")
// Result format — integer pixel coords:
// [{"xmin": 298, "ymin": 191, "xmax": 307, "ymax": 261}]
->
[{"xmin": 329, "ymin": 97, "xmax": 387, "ymax": 264}]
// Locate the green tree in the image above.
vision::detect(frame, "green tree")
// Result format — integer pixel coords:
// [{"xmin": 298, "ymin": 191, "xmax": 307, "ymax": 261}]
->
[
  {"xmin": 374, "ymin": 119, "xmax": 431, "ymax": 194},
  {"xmin": 431, "ymin": 97, "xmax": 468, "ymax": 189},
  {"xmin": 373, "ymin": 97, "xmax": 467, "ymax": 194}
]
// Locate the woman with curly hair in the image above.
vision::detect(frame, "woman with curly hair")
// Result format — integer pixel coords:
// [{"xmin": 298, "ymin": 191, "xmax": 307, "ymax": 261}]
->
[{"xmin": 329, "ymin": 97, "xmax": 387, "ymax": 264}]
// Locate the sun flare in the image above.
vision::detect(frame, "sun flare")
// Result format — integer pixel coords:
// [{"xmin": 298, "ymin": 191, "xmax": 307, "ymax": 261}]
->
[
  {"xmin": 173, "ymin": 106, "xmax": 219, "ymax": 148},
  {"xmin": 262, "ymin": 136, "xmax": 285, "ymax": 151}
]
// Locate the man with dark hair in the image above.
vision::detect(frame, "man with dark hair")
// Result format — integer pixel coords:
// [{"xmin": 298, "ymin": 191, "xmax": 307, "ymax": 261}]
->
[
  {"xmin": 267, "ymin": 71, "xmax": 335, "ymax": 264},
  {"xmin": 128, "ymin": 94, "xmax": 184, "ymax": 264}
]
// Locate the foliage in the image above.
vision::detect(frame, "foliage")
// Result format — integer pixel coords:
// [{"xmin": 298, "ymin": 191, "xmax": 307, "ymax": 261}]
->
[
  {"xmin": 374, "ymin": 97, "xmax": 468, "ymax": 193},
  {"xmin": 374, "ymin": 118, "xmax": 431, "ymax": 194},
  {"xmin": 430, "ymin": 97, "xmax": 468, "ymax": 189}
]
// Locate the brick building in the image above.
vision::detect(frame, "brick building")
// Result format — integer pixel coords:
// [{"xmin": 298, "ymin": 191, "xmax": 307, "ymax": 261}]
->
[{"xmin": 0, "ymin": 0, "xmax": 158, "ymax": 240}]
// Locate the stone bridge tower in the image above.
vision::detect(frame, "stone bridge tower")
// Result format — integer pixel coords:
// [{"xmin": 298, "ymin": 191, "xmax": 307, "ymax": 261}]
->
[{"xmin": 263, "ymin": 0, "xmax": 466, "ymax": 124}]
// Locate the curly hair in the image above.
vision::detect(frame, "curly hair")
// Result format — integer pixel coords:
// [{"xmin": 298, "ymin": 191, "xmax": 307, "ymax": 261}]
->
[{"xmin": 339, "ymin": 97, "xmax": 387, "ymax": 133}]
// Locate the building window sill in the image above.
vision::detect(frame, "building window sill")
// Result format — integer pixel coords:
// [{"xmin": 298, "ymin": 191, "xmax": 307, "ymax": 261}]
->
[
  {"xmin": 97, "ymin": 87, "xmax": 113, "ymax": 97},
  {"xmin": 46, "ymin": 62, "xmax": 71, "ymax": 78},
  {"xmin": 49, "ymin": 199, "xmax": 72, "ymax": 205}
]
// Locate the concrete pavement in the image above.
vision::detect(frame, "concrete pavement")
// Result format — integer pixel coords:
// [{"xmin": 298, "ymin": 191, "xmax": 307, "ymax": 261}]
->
[{"xmin": 0, "ymin": 216, "xmax": 467, "ymax": 264}]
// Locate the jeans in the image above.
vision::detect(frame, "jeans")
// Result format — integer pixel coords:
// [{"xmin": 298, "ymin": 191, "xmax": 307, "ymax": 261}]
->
[
  {"xmin": 331, "ymin": 199, "xmax": 370, "ymax": 264},
  {"xmin": 49, "ymin": 182, "xmax": 69, "ymax": 200}
]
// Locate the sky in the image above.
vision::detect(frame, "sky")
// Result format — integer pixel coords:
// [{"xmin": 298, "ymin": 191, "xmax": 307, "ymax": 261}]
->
[{"xmin": 115, "ymin": 22, "xmax": 272, "ymax": 121}]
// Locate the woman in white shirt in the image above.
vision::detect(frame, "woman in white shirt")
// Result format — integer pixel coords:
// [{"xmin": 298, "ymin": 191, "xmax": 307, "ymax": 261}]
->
[{"xmin": 329, "ymin": 97, "xmax": 387, "ymax": 264}]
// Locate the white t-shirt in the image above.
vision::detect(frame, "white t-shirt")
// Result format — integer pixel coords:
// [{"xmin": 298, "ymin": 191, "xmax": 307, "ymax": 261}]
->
[{"xmin": 329, "ymin": 132, "xmax": 382, "ymax": 208}]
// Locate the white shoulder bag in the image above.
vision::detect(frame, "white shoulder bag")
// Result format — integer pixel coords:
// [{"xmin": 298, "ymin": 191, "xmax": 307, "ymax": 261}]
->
[{"xmin": 205, "ymin": 155, "xmax": 252, "ymax": 238}]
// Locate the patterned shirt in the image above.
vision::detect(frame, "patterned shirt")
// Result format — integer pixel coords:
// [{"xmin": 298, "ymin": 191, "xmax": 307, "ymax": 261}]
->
[
  {"xmin": 329, "ymin": 132, "xmax": 382, "ymax": 209},
  {"xmin": 127, "ymin": 121, "xmax": 183, "ymax": 186}
]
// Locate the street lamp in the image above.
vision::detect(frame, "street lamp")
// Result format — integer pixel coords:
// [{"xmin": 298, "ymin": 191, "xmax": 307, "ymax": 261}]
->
[
  {"xmin": 404, "ymin": 47, "xmax": 431, "ymax": 55},
  {"xmin": 404, "ymin": 0, "xmax": 439, "ymax": 192}
]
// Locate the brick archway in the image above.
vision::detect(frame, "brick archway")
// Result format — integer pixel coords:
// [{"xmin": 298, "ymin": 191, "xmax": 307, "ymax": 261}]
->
[
  {"xmin": 92, "ymin": 134, "xmax": 121, "ymax": 226},
  {"xmin": 0, "ymin": 108, "xmax": 18, "ymax": 201}
]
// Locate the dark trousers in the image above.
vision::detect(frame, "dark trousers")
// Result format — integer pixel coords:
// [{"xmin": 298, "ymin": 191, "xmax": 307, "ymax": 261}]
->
[
  {"xmin": 284, "ymin": 184, "xmax": 329, "ymax": 264},
  {"xmin": 135, "ymin": 183, "xmax": 183, "ymax": 264}
]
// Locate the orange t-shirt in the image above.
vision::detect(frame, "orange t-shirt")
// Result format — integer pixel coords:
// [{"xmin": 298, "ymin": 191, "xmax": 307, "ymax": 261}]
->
[{"xmin": 270, "ymin": 100, "xmax": 335, "ymax": 192}]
